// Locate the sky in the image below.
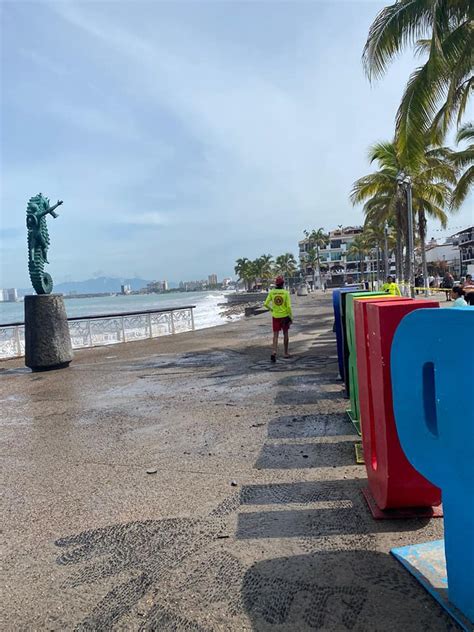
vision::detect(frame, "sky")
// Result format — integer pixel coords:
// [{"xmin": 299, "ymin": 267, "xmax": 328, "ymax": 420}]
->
[{"xmin": 1, "ymin": 0, "xmax": 472, "ymax": 287}]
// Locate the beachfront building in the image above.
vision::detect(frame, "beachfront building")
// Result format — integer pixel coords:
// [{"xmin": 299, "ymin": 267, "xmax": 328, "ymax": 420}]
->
[
  {"xmin": 208, "ymin": 274, "xmax": 218, "ymax": 287},
  {"xmin": 426, "ymin": 226, "xmax": 474, "ymax": 279},
  {"xmin": 298, "ymin": 226, "xmax": 390, "ymax": 287},
  {"xmin": 457, "ymin": 226, "xmax": 473, "ymax": 276},
  {"xmin": 425, "ymin": 237, "xmax": 460, "ymax": 278}
]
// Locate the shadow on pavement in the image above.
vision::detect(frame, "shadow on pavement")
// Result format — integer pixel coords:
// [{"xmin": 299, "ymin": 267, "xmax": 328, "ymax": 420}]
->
[
  {"xmin": 239, "ymin": 479, "xmax": 365, "ymax": 505},
  {"xmin": 267, "ymin": 413, "xmax": 353, "ymax": 439},
  {"xmin": 274, "ymin": 390, "xmax": 344, "ymax": 404},
  {"xmin": 255, "ymin": 441, "xmax": 356, "ymax": 469},
  {"xmin": 241, "ymin": 549, "xmax": 457, "ymax": 631},
  {"xmin": 236, "ymin": 505, "xmax": 429, "ymax": 540}
]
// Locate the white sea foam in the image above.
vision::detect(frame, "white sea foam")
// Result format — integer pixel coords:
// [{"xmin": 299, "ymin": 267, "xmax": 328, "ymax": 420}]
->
[{"xmin": 0, "ymin": 290, "xmax": 237, "ymax": 329}]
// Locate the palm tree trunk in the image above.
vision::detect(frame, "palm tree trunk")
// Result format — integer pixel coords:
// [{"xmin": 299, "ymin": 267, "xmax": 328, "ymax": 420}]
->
[
  {"xmin": 376, "ymin": 245, "xmax": 380, "ymax": 287},
  {"xmin": 316, "ymin": 245, "xmax": 322, "ymax": 290},
  {"xmin": 400, "ymin": 200, "xmax": 411, "ymax": 295},
  {"xmin": 395, "ymin": 204, "xmax": 403, "ymax": 283},
  {"xmin": 419, "ymin": 209, "xmax": 429, "ymax": 297}
]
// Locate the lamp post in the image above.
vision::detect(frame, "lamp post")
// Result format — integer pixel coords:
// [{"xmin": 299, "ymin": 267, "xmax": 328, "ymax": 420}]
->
[
  {"xmin": 396, "ymin": 171, "xmax": 415, "ymax": 298},
  {"xmin": 384, "ymin": 221, "xmax": 390, "ymax": 279}
]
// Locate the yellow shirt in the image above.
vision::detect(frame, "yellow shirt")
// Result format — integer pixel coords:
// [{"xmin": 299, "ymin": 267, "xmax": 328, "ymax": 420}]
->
[
  {"xmin": 382, "ymin": 282, "xmax": 401, "ymax": 296},
  {"xmin": 264, "ymin": 288, "xmax": 293, "ymax": 319}
]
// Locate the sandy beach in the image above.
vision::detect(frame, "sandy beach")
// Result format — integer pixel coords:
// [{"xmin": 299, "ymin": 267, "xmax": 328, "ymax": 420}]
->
[{"xmin": 1, "ymin": 292, "xmax": 452, "ymax": 631}]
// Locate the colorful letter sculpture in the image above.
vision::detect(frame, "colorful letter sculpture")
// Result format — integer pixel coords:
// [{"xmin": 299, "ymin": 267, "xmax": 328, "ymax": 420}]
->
[
  {"xmin": 332, "ymin": 287, "xmax": 360, "ymax": 380},
  {"xmin": 341, "ymin": 291, "xmax": 384, "ymax": 397},
  {"xmin": 390, "ymin": 308, "xmax": 474, "ymax": 627},
  {"xmin": 345, "ymin": 294, "xmax": 408, "ymax": 434},
  {"xmin": 360, "ymin": 300, "xmax": 441, "ymax": 512}
]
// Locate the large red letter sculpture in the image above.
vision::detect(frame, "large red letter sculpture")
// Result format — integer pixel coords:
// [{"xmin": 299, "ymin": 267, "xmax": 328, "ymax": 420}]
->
[{"xmin": 359, "ymin": 300, "xmax": 441, "ymax": 510}]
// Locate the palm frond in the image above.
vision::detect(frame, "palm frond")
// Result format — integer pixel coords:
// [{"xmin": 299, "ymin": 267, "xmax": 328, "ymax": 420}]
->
[
  {"xmin": 451, "ymin": 165, "xmax": 474, "ymax": 209},
  {"xmin": 456, "ymin": 121, "xmax": 474, "ymax": 143},
  {"xmin": 362, "ymin": 0, "xmax": 434, "ymax": 80},
  {"xmin": 396, "ymin": 54, "xmax": 449, "ymax": 168}
]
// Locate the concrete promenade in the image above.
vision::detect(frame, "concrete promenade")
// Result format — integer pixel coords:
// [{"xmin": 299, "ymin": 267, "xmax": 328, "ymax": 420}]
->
[{"xmin": 1, "ymin": 293, "xmax": 454, "ymax": 631}]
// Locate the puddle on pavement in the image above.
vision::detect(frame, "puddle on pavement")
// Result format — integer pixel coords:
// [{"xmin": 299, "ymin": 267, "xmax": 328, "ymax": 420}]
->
[
  {"xmin": 0, "ymin": 367, "xmax": 31, "ymax": 376},
  {"xmin": 129, "ymin": 350, "xmax": 245, "ymax": 372}
]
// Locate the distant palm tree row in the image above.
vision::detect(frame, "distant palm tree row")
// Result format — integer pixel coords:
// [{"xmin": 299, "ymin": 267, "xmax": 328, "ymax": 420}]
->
[
  {"xmin": 234, "ymin": 253, "xmax": 298, "ymax": 291},
  {"xmin": 353, "ymin": 0, "xmax": 472, "ymax": 285}
]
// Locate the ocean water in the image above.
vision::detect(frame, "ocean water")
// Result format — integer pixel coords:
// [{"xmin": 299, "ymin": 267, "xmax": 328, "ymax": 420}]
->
[{"xmin": 0, "ymin": 291, "xmax": 236, "ymax": 329}]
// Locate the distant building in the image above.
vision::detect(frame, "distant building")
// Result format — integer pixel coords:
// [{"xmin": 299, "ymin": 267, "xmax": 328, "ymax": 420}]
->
[
  {"xmin": 208, "ymin": 274, "xmax": 218, "ymax": 286},
  {"xmin": 426, "ymin": 237, "xmax": 460, "ymax": 277},
  {"xmin": 299, "ymin": 227, "xmax": 393, "ymax": 287},
  {"xmin": 179, "ymin": 279, "xmax": 208, "ymax": 291},
  {"xmin": 145, "ymin": 280, "xmax": 169, "ymax": 293},
  {"xmin": 1, "ymin": 288, "xmax": 19, "ymax": 302},
  {"xmin": 222, "ymin": 277, "xmax": 232, "ymax": 287},
  {"xmin": 426, "ymin": 226, "xmax": 473, "ymax": 278},
  {"xmin": 457, "ymin": 226, "xmax": 473, "ymax": 276},
  {"xmin": 146, "ymin": 281, "xmax": 163, "ymax": 293},
  {"xmin": 120, "ymin": 284, "xmax": 131, "ymax": 295}
]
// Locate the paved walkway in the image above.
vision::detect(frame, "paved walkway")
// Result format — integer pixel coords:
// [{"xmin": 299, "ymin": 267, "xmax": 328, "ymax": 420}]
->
[{"xmin": 2, "ymin": 294, "xmax": 453, "ymax": 631}]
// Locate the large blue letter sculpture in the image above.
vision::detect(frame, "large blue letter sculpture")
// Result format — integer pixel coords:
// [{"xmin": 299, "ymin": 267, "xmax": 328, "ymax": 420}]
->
[{"xmin": 391, "ymin": 308, "xmax": 474, "ymax": 623}]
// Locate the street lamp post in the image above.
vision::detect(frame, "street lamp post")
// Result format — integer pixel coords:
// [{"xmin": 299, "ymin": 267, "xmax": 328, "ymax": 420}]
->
[{"xmin": 397, "ymin": 172, "xmax": 415, "ymax": 298}]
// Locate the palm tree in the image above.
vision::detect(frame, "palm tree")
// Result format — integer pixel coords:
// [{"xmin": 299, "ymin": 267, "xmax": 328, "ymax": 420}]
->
[
  {"xmin": 348, "ymin": 233, "xmax": 371, "ymax": 282},
  {"xmin": 234, "ymin": 258, "xmax": 260, "ymax": 291},
  {"xmin": 450, "ymin": 122, "xmax": 474, "ymax": 209},
  {"xmin": 362, "ymin": 225, "xmax": 384, "ymax": 284},
  {"xmin": 363, "ymin": 1, "xmax": 473, "ymax": 166},
  {"xmin": 275, "ymin": 253, "xmax": 298, "ymax": 286},
  {"xmin": 255, "ymin": 254, "xmax": 274, "ymax": 289},
  {"xmin": 351, "ymin": 140, "xmax": 455, "ymax": 287},
  {"xmin": 304, "ymin": 228, "xmax": 329, "ymax": 288},
  {"xmin": 364, "ymin": 217, "xmax": 398, "ymax": 279},
  {"xmin": 303, "ymin": 247, "xmax": 320, "ymax": 289}
]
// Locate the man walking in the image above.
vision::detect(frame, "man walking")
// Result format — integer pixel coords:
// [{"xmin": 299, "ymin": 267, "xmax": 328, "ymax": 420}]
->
[{"xmin": 264, "ymin": 276, "xmax": 293, "ymax": 363}]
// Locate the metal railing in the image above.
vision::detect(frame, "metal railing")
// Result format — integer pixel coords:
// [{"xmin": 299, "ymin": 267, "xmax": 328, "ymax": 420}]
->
[{"xmin": 0, "ymin": 306, "xmax": 196, "ymax": 360}]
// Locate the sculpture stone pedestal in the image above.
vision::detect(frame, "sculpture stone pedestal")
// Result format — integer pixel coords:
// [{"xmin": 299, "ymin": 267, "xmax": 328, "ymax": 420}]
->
[{"xmin": 24, "ymin": 294, "xmax": 73, "ymax": 371}]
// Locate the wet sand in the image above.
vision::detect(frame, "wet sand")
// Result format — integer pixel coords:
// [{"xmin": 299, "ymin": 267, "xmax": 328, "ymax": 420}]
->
[{"xmin": 1, "ymin": 293, "xmax": 453, "ymax": 631}]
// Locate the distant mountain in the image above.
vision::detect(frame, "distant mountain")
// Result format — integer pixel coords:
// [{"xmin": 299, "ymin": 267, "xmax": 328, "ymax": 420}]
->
[
  {"xmin": 17, "ymin": 277, "xmax": 180, "ymax": 296},
  {"xmin": 54, "ymin": 276, "xmax": 152, "ymax": 294}
]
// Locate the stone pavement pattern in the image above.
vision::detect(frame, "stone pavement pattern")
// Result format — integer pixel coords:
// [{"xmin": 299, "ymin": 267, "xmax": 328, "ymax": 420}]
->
[{"xmin": 1, "ymin": 294, "xmax": 456, "ymax": 631}]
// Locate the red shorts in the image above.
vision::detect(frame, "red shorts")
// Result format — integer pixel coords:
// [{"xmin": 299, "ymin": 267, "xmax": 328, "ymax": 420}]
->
[{"xmin": 272, "ymin": 317, "xmax": 291, "ymax": 333}]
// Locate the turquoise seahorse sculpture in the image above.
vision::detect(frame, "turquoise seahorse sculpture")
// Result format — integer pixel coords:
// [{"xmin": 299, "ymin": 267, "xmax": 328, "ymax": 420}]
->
[{"xmin": 26, "ymin": 193, "xmax": 63, "ymax": 294}]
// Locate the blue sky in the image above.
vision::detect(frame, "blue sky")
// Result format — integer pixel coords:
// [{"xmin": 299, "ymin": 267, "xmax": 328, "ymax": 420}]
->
[{"xmin": 1, "ymin": 1, "xmax": 472, "ymax": 287}]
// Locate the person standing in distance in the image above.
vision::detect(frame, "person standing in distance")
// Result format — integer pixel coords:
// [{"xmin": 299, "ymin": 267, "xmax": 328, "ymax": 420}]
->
[
  {"xmin": 381, "ymin": 275, "xmax": 401, "ymax": 296},
  {"xmin": 264, "ymin": 276, "xmax": 293, "ymax": 363}
]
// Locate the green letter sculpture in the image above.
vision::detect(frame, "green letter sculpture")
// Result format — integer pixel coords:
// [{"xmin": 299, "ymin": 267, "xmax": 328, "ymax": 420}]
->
[{"xmin": 26, "ymin": 193, "xmax": 63, "ymax": 294}]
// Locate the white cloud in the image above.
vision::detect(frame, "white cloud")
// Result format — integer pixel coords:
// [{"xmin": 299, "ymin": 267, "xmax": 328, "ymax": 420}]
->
[{"xmin": 1, "ymin": 0, "xmax": 471, "ymax": 287}]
